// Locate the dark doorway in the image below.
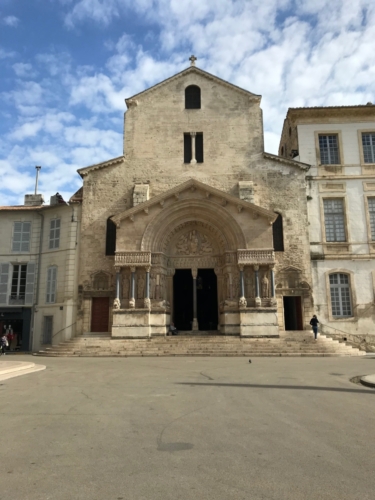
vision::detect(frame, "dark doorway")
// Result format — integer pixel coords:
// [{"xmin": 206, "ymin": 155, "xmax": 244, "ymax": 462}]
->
[
  {"xmin": 197, "ymin": 269, "xmax": 218, "ymax": 330},
  {"xmin": 0, "ymin": 308, "xmax": 31, "ymax": 351},
  {"xmin": 91, "ymin": 297, "xmax": 110, "ymax": 332},
  {"xmin": 173, "ymin": 269, "xmax": 193, "ymax": 330},
  {"xmin": 283, "ymin": 296, "xmax": 303, "ymax": 330}
]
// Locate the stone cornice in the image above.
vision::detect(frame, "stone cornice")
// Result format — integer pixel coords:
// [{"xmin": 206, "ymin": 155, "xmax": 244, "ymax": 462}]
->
[
  {"xmin": 111, "ymin": 178, "xmax": 277, "ymax": 226},
  {"xmin": 78, "ymin": 156, "xmax": 125, "ymax": 178},
  {"xmin": 285, "ymin": 105, "xmax": 375, "ymax": 124},
  {"xmin": 125, "ymin": 66, "xmax": 261, "ymax": 108},
  {"xmin": 263, "ymin": 152, "xmax": 310, "ymax": 171}
]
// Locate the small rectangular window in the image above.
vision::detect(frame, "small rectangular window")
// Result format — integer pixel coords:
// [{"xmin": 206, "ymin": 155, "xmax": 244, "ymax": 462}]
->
[
  {"xmin": 323, "ymin": 199, "xmax": 346, "ymax": 242},
  {"xmin": 46, "ymin": 266, "xmax": 57, "ymax": 304},
  {"xmin": 196, "ymin": 133, "xmax": 204, "ymax": 163},
  {"xmin": 319, "ymin": 135, "xmax": 340, "ymax": 165},
  {"xmin": 362, "ymin": 133, "xmax": 375, "ymax": 163},
  {"xmin": 368, "ymin": 197, "xmax": 375, "ymax": 240},
  {"xmin": 12, "ymin": 222, "xmax": 31, "ymax": 252},
  {"xmin": 49, "ymin": 218, "xmax": 61, "ymax": 249},
  {"xmin": 184, "ymin": 133, "xmax": 192, "ymax": 163}
]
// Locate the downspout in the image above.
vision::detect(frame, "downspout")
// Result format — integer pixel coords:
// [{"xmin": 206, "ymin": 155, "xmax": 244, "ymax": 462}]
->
[{"xmin": 32, "ymin": 211, "xmax": 44, "ymax": 351}]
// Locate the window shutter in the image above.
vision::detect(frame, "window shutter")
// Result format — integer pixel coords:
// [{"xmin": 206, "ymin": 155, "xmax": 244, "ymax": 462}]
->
[
  {"xmin": 184, "ymin": 134, "xmax": 192, "ymax": 163},
  {"xmin": 25, "ymin": 262, "xmax": 36, "ymax": 305},
  {"xmin": 51, "ymin": 267, "xmax": 57, "ymax": 303},
  {"xmin": 49, "ymin": 219, "xmax": 61, "ymax": 249},
  {"xmin": 12, "ymin": 222, "xmax": 22, "ymax": 251},
  {"xmin": 0, "ymin": 263, "xmax": 10, "ymax": 304},
  {"xmin": 21, "ymin": 222, "xmax": 31, "ymax": 252},
  {"xmin": 196, "ymin": 133, "xmax": 204, "ymax": 163}
]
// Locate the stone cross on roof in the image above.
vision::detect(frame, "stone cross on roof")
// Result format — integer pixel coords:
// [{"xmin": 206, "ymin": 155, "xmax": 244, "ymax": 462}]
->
[{"xmin": 189, "ymin": 55, "xmax": 197, "ymax": 66}]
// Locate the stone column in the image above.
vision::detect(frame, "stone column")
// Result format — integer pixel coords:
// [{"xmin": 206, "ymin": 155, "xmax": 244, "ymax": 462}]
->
[
  {"xmin": 144, "ymin": 266, "xmax": 151, "ymax": 309},
  {"xmin": 129, "ymin": 267, "xmax": 136, "ymax": 309},
  {"xmin": 114, "ymin": 267, "xmax": 122, "ymax": 309},
  {"xmin": 254, "ymin": 265, "xmax": 261, "ymax": 307},
  {"xmin": 192, "ymin": 267, "xmax": 198, "ymax": 331},
  {"xmin": 239, "ymin": 266, "xmax": 247, "ymax": 308},
  {"xmin": 270, "ymin": 265, "xmax": 277, "ymax": 306},
  {"xmin": 190, "ymin": 132, "xmax": 197, "ymax": 165}
]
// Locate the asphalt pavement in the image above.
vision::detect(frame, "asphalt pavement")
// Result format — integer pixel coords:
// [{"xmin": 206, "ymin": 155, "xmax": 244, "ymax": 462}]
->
[{"xmin": 0, "ymin": 355, "xmax": 375, "ymax": 500}]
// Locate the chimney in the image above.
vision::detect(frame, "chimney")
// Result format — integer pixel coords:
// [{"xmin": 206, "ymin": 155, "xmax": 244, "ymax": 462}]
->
[{"xmin": 24, "ymin": 166, "xmax": 44, "ymax": 206}]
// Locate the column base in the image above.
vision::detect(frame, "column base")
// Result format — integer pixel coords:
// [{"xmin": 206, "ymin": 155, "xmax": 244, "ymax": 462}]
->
[
  {"xmin": 192, "ymin": 318, "xmax": 199, "ymax": 331},
  {"xmin": 255, "ymin": 297, "xmax": 262, "ymax": 307}
]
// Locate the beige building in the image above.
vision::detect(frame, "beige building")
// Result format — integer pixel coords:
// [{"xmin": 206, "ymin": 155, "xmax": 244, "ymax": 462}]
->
[
  {"xmin": 0, "ymin": 191, "xmax": 81, "ymax": 351},
  {"xmin": 76, "ymin": 61, "xmax": 313, "ymax": 338},
  {"xmin": 279, "ymin": 104, "xmax": 375, "ymax": 342}
]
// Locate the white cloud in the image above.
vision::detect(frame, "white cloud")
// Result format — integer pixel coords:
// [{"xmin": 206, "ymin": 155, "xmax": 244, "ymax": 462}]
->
[
  {"xmin": 3, "ymin": 15, "xmax": 20, "ymax": 27},
  {"xmin": 13, "ymin": 63, "xmax": 37, "ymax": 78}
]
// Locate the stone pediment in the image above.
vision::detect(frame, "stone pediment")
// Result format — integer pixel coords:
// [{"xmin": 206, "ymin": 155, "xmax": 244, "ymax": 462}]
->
[
  {"xmin": 125, "ymin": 66, "xmax": 261, "ymax": 107},
  {"xmin": 111, "ymin": 179, "xmax": 277, "ymax": 227}
]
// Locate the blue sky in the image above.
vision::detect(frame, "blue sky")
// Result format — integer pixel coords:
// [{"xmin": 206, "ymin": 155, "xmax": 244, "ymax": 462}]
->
[{"xmin": 1, "ymin": 0, "xmax": 375, "ymax": 205}]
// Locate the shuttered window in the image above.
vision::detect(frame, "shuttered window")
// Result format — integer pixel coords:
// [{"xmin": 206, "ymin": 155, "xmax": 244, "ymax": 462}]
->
[
  {"xmin": 11, "ymin": 264, "xmax": 27, "ymax": 300},
  {"xmin": 25, "ymin": 263, "xmax": 36, "ymax": 305},
  {"xmin": 46, "ymin": 266, "xmax": 57, "ymax": 304},
  {"xmin": 49, "ymin": 218, "xmax": 61, "ymax": 249},
  {"xmin": 12, "ymin": 222, "xmax": 31, "ymax": 252},
  {"xmin": 0, "ymin": 263, "xmax": 10, "ymax": 304},
  {"xmin": 185, "ymin": 85, "xmax": 201, "ymax": 109}
]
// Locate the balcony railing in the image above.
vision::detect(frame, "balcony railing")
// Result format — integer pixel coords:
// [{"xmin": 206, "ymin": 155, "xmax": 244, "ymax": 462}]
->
[
  {"xmin": 9, "ymin": 295, "xmax": 25, "ymax": 305},
  {"xmin": 237, "ymin": 249, "xmax": 275, "ymax": 265}
]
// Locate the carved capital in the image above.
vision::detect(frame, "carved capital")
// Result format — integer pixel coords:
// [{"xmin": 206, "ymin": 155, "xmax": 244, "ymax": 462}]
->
[
  {"xmin": 239, "ymin": 296, "xmax": 247, "ymax": 309},
  {"xmin": 114, "ymin": 266, "xmax": 121, "ymax": 274},
  {"xmin": 253, "ymin": 265, "xmax": 259, "ymax": 271},
  {"xmin": 191, "ymin": 267, "xmax": 198, "ymax": 279},
  {"xmin": 130, "ymin": 267, "xmax": 136, "ymax": 273}
]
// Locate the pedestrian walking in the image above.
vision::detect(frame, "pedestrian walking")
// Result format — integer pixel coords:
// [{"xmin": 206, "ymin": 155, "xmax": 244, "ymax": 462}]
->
[
  {"xmin": 309, "ymin": 315, "xmax": 319, "ymax": 340},
  {"xmin": 0, "ymin": 334, "xmax": 8, "ymax": 355}
]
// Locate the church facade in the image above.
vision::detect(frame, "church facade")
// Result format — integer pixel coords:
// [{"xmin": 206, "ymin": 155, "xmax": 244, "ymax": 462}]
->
[{"xmin": 76, "ymin": 62, "xmax": 313, "ymax": 338}]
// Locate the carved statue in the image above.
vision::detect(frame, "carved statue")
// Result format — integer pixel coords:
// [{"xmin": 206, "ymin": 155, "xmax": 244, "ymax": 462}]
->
[
  {"xmin": 189, "ymin": 230, "xmax": 199, "ymax": 254},
  {"xmin": 113, "ymin": 298, "xmax": 121, "ymax": 310},
  {"xmin": 239, "ymin": 296, "xmax": 247, "ymax": 309},
  {"xmin": 261, "ymin": 275, "xmax": 269, "ymax": 298},
  {"xmin": 137, "ymin": 274, "xmax": 145, "ymax": 299},
  {"xmin": 123, "ymin": 275, "xmax": 130, "ymax": 299},
  {"xmin": 176, "ymin": 233, "xmax": 189, "ymax": 254},
  {"xmin": 201, "ymin": 234, "xmax": 213, "ymax": 254}
]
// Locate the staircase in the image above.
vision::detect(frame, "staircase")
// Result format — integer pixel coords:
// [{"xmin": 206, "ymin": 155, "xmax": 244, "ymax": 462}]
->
[{"xmin": 35, "ymin": 331, "xmax": 365, "ymax": 357}]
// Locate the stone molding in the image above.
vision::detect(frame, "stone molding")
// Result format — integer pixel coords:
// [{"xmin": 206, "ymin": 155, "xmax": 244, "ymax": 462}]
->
[
  {"xmin": 237, "ymin": 249, "xmax": 275, "ymax": 265},
  {"xmin": 115, "ymin": 252, "xmax": 151, "ymax": 267}
]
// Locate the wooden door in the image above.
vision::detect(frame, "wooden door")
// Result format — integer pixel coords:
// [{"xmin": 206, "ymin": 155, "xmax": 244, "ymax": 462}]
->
[{"xmin": 91, "ymin": 297, "xmax": 110, "ymax": 332}]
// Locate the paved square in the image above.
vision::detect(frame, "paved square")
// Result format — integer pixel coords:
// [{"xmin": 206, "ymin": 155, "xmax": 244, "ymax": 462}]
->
[{"xmin": 0, "ymin": 355, "xmax": 374, "ymax": 500}]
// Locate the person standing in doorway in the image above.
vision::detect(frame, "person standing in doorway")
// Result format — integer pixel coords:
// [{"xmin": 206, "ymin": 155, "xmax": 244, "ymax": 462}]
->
[
  {"xmin": 309, "ymin": 315, "xmax": 319, "ymax": 340},
  {"xmin": 0, "ymin": 334, "xmax": 8, "ymax": 355}
]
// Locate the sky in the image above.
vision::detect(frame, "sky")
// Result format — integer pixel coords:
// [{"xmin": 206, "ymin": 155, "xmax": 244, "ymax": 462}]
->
[{"xmin": 1, "ymin": 0, "xmax": 375, "ymax": 205}]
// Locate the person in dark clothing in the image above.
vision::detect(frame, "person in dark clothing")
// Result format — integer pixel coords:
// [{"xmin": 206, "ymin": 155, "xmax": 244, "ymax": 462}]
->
[{"xmin": 309, "ymin": 315, "xmax": 319, "ymax": 340}]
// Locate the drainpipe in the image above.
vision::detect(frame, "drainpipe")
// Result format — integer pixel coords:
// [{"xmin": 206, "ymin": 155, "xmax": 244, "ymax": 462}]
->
[{"xmin": 32, "ymin": 211, "xmax": 44, "ymax": 351}]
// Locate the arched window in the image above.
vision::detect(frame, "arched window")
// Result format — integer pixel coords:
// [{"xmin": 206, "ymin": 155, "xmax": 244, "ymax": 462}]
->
[
  {"xmin": 329, "ymin": 273, "xmax": 352, "ymax": 318},
  {"xmin": 272, "ymin": 213, "xmax": 284, "ymax": 251},
  {"xmin": 185, "ymin": 85, "xmax": 201, "ymax": 109},
  {"xmin": 105, "ymin": 217, "xmax": 116, "ymax": 256}
]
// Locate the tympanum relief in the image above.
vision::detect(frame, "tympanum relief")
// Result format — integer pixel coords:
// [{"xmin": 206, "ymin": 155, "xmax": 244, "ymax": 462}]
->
[{"xmin": 175, "ymin": 230, "xmax": 213, "ymax": 255}]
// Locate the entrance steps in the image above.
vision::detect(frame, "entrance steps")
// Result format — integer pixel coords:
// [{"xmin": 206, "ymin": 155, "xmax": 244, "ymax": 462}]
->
[{"xmin": 35, "ymin": 331, "xmax": 365, "ymax": 357}]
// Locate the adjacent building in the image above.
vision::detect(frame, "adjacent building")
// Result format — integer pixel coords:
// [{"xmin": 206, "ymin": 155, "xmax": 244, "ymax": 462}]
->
[
  {"xmin": 279, "ymin": 104, "xmax": 375, "ymax": 340},
  {"xmin": 0, "ymin": 192, "xmax": 81, "ymax": 351}
]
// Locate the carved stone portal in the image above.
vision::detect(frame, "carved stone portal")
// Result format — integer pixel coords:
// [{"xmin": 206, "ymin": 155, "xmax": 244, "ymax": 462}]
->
[{"xmin": 175, "ymin": 230, "xmax": 213, "ymax": 255}]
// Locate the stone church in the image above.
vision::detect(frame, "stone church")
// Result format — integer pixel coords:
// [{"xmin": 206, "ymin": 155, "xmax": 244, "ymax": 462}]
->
[{"xmin": 75, "ymin": 58, "xmax": 313, "ymax": 338}]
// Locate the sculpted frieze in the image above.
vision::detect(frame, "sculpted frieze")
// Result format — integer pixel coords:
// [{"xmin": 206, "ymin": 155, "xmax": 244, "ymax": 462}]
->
[{"xmin": 175, "ymin": 230, "xmax": 213, "ymax": 255}]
